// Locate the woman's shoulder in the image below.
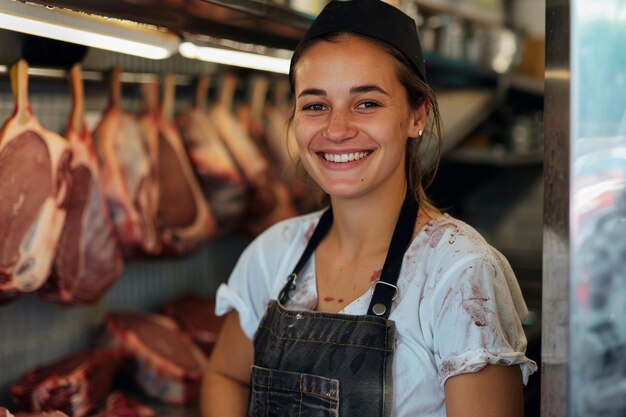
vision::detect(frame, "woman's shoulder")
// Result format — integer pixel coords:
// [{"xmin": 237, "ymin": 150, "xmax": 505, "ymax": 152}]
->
[
  {"xmin": 419, "ymin": 213, "xmax": 494, "ymax": 257},
  {"xmin": 415, "ymin": 212, "xmax": 514, "ymax": 281}
]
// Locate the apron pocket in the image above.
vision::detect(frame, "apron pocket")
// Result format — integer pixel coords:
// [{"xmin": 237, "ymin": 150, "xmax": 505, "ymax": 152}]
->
[{"xmin": 249, "ymin": 365, "xmax": 339, "ymax": 417}]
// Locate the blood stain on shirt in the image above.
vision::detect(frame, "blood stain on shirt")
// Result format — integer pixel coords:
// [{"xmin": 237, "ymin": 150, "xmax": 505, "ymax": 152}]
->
[
  {"xmin": 461, "ymin": 283, "xmax": 494, "ymax": 329},
  {"xmin": 448, "ymin": 226, "xmax": 460, "ymax": 244},
  {"xmin": 370, "ymin": 269, "xmax": 382, "ymax": 282},
  {"xmin": 303, "ymin": 222, "xmax": 315, "ymax": 244}
]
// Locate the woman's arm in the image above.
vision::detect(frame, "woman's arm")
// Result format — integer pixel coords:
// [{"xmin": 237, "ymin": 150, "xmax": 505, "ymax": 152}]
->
[
  {"xmin": 444, "ymin": 364, "xmax": 524, "ymax": 417},
  {"xmin": 201, "ymin": 310, "xmax": 254, "ymax": 417}
]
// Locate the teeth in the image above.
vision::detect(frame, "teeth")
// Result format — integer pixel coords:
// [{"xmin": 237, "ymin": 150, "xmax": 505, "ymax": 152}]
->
[{"xmin": 323, "ymin": 152, "xmax": 369, "ymax": 163}]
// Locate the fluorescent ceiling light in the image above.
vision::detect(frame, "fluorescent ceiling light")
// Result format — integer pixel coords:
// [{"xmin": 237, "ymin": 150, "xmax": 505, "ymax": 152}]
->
[
  {"xmin": 0, "ymin": 1, "xmax": 179, "ymax": 60},
  {"xmin": 179, "ymin": 42, "xmax": 291, "ymax": 74}
]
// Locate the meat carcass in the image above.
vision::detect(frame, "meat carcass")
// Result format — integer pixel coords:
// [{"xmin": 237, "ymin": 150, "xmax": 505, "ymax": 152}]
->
[
  {"xmin": 161, "ymin": 293, "xmax": 225, "ymax": 356},
  {"xmin": 140, "ymin": 76, "xmax": 217, "ymax": 255},
  {"xmin": 264, "ymin": 79, "xmax": 324, "ymax": 213},
  {"xmin": 92, "ymin": 68, "xmax": 160, "ymax": 257},
  {"xmin": 39, "ymin": 65, "xmax": 124, "ymax": 305},
  {"xmin": 210, "ymin": 73, "xmax": 298, "ymax": 233},
  {"xmin": 93, "ymin": 392, "xmax": 155, "ymax": 417},
  {"xmin": 9, "ymin": 349, "xmax": 122, "ymax": 417},
  {"xmin": 234, "ymin": 75, "xmax": 298, "ymax": 233},
  {"xmin": 103, "ymin": 311, "xmax": 207, "ymax": 404},
  {"xmin": 176, "ymin": 75, "xmax": 247, "ymax": 230},
  {"xmin": 0, "ymin": 60, "xmax": 71, "ymax": 303}
]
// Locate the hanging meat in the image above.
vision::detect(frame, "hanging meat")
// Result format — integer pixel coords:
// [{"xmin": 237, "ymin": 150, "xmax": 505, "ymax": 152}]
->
[
  {"xmin": 0, "ymin": 60, "xmax": 71, "ymax": 303},
  {"xmin": 210, "ymin": 73, "xmax": 298, "ymax": 234},
  {"xmin": 140, "ymin": 75, "xmax": 217, "ymax": 254},
  {"xmin": 176, "ymin": 75, "xmax": 247, "ymax": 230},
  {"xmin": 103, "ymin": 311, "xmax": 207, "ymax": 405},
  {"xmin": 264, "ymin": 78, "xmax": 324, "ymax": 213},
  {"xmin": 9, "ymin": 349, "xmax": 122, "ymax": 417},
  {"xmin": 92, "ymin": 68, "xmax": 160, "ymax": 257},
  {"xmin": 235, "ymin": 75, "xmax": 298, "ymax": 234},
  {"xmin": 38, "ymin": 65, "xmax": 124, "ymax": 305}
]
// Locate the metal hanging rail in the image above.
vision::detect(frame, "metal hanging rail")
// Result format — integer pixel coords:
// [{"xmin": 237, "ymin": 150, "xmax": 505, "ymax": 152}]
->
[{"xmin": 0, "ymin": 65, "xmax": 194, "ymax": 85}]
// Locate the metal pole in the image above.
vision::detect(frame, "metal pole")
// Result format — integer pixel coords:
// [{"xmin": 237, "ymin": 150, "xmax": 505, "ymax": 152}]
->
[{"xmin": 542, "ymin": 0, "xmax": 571, "ymax": 415}]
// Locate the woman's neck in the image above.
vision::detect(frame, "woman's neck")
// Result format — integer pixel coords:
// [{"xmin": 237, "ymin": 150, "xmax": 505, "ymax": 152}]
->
[{"xmin": 327, "ymin": 183, "xmax": 408, "ymax": 259}]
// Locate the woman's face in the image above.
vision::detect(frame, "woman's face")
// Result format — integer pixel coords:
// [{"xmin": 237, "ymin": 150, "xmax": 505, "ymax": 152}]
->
[{"xmin": 293, "ymin": 35, "xmax": 424, "ymax": 201}]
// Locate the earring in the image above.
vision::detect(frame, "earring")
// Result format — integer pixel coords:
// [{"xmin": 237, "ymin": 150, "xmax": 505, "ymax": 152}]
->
[{"xmin": 418, "ymin": 129, "xmax": 423, "ymax": 137}]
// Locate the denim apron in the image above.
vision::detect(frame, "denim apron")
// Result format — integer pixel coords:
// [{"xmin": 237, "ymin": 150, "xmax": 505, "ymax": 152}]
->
[{"xmin": 247, "ymin": 195, "xmax": 419, "ymax": 417}]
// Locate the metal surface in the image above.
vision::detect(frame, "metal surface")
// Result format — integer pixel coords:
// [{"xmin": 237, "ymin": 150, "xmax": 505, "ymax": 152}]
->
[
  {"xmin": 542, "ymin": 0, "xmax": 570, "ymax": 415},
  {"xmin": 24, "ymin": 0, "xmax": 312, "ymax": 49},
  {"xmin": 570, "ymin": 1, "xmax": 626, "ymax": 416}
]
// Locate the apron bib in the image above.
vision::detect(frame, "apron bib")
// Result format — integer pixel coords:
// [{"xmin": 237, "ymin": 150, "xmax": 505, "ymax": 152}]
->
[{"xmin": 248, "ymin": 195, "xmax": 418, "ymax": 417}]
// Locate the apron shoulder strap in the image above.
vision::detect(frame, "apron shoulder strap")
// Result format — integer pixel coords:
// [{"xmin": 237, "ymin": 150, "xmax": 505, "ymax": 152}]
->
[
  {"xmin": 278, "ymin": 208, "xmax": 333, "ymax": 305},
  {"xmin": 278, "ymin": 194, "xmax": 418, "ymax": 319},
  {"xmin": 366, "ymin": 196, "xmax": 419, "ymax": 319}
]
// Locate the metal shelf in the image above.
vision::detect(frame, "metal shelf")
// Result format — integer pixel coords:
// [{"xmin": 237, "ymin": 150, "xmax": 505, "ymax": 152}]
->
[
  {"xmin": 445, "ymin": 146, "xmax": 544, "ymax": 166},
  {"xmin": 437, "ymin": 89, "xmax": 501, "ymax": 154},
  {"xmin": 416, "ymin": 0, "xmax": 505, "ymax": 26},
  {"xmin": 25, "ymin": 0, "xmax": 313, "ymax": 50},
  {"xmin": 416, "ymin": 0, "xmax": 505, "ymax": 27},
  {"xmin": 507, "ymin": 73, "xmax": 545, "ymax": 96}
]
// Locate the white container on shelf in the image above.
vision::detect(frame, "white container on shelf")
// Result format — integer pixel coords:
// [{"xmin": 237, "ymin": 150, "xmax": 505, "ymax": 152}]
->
[
  {"xmin": 290, "ymin": 0, "xmax": 325, "ymax": 15},
  {"xmin": 512, "ymin": 0, "xmax": 545, "ymax": 38}
]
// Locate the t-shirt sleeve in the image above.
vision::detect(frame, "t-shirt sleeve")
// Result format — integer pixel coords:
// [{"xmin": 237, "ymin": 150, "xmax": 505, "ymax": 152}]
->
[
  {"xmin": 214, "ymin": 215, "xmax": 317, "ymax": 340},
  {"xmin": 214, "ymin": 233, "xmax": 275, "ymax": 340},
  {"xmin": 428, "ymin": 245, "xmax": 538, "ymax": 387}
]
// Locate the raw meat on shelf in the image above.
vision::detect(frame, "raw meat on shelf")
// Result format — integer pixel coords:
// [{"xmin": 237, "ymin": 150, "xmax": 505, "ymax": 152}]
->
[
  {"xmin": 9, "ymin": 349, "xmax": 122, "ymax": 417},
  {"xmin": 103, "ymin": 311, "xmax": 207, "ymax": 405}
]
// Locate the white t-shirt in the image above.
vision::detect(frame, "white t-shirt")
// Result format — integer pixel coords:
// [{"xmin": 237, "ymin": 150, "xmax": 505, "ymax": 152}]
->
[{"xmin": 215, "ymin": 210, "xmax": 538, "ymax": 417}]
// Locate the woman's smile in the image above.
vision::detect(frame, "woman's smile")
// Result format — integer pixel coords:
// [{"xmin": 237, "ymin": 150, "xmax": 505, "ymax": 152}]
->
[{"xmin": 321, "ymin": 151, "xmax": 371, "ymax": 163}]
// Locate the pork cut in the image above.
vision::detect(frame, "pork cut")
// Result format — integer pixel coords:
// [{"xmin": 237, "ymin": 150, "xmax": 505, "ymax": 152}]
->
[
  {"xmin": 103, "ymin": 311, "xmax": 207, "ymax": 405},
  {"xmin": 161, "ymin": 293, "xmax": 225, "ymax": 356},
  {"xmin": 93, "ymin": 392, "xmax": 155, "ymax": 417},
  {"xmin": 209, "ymin": 73, "xmax": 275, "ymax": 220},
  {"xmin": 9, "ymin": 349, "xmax": 122, "ymax": 417},
  {"xmin": 263, "ymin": 79, "xmax": 324, "ymax": 213},
  {"xmin": 234, "ymin": 76, "xmax": 298, "ymax": 234},
  {"xmin": 39, "ymin": 65, "xmax": 124, "ymax": 305},
  {"xmin": 176, "ymin": 75, "xmax": 247, "ymax": 230},
  {"xmin": 0, "ymin": 60, "xmax": 71, "ymax": 303},
  {"xmin": 92, "ymin": 68, "xmax": 160, "ymax": 257},
  {"xmin": 140, "ymin": 76, "xmax": 217, "ymax": 255}
]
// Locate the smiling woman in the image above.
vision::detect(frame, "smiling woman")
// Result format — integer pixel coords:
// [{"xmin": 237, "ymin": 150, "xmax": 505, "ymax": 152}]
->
[
  {"xmin": 292, "ymin": 34, "xmax": 424, "ymax": 202},
  {"xmin": 201, "ymin": 1, "xmax": 537, "ymax": 417}
]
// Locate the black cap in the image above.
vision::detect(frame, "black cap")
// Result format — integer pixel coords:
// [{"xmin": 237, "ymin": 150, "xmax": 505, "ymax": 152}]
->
[{"xmin": 294, "ymin": 0, "xmax": 426, "ymax": 82}]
